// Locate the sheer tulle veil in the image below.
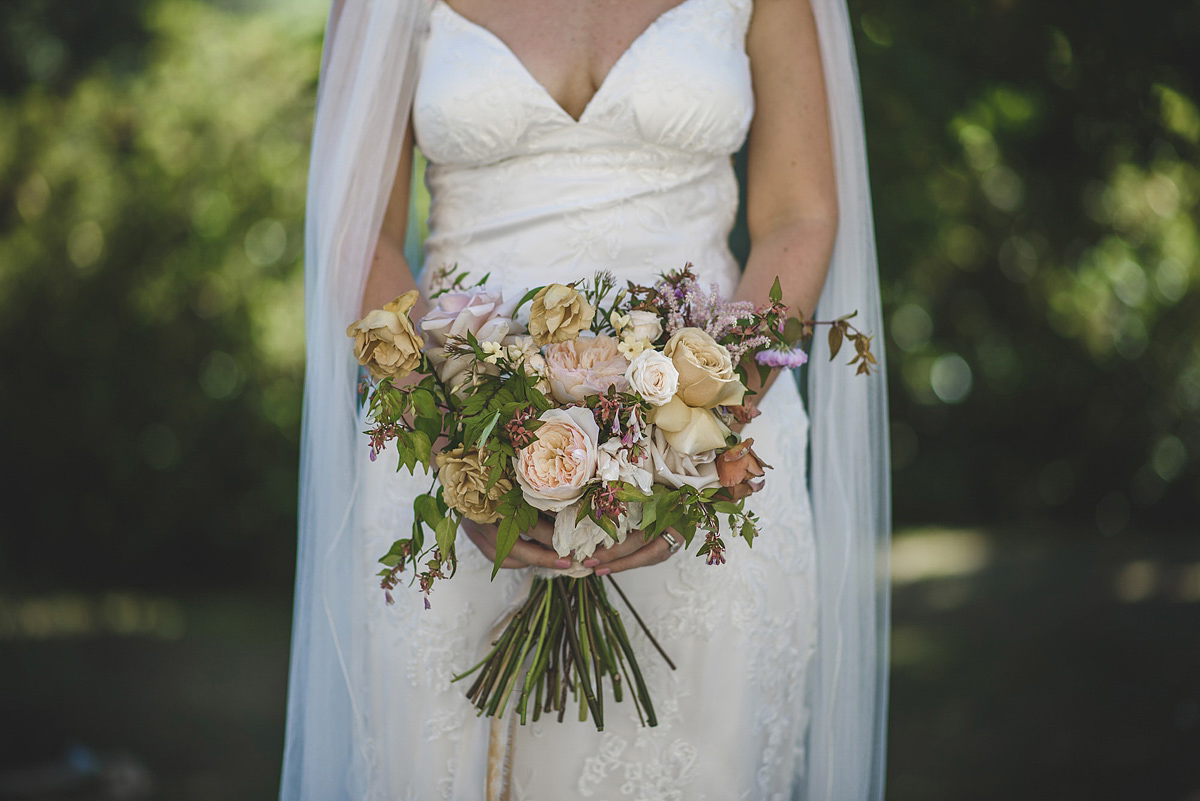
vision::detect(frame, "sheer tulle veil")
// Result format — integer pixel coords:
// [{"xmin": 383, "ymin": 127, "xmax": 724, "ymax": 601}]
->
[{"xmin": 280, "ymin": 0, "xmax": 890, "ymax": 798}]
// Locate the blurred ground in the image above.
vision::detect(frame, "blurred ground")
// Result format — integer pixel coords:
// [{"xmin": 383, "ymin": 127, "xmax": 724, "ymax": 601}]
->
[{"xmin": 2, "ymin": 526, "xmax": 1198, "ymax": 800}]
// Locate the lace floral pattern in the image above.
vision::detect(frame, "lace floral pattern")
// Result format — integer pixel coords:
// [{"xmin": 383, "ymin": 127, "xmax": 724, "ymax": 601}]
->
[{"xmin": 355, "ymin": 0, "xmax": 819, "ymax": 795}]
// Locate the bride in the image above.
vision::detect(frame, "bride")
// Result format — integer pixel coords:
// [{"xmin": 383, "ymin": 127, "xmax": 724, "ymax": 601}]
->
[{"xmin": 282, "ymin": 0, "xmax": 889, "ymax": 798}]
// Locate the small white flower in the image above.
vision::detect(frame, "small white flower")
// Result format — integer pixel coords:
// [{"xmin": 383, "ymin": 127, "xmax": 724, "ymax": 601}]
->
[
  {"xmin": 610, "ymin": 310, "xmax": 631, "ymax": 332},
  {"xmin": 597, "ymin": 439, "xmax": 654, "ymax": 493},
  {"xmin": 618, "ymin": 334, "xmax": 651, "ymax": 359}
]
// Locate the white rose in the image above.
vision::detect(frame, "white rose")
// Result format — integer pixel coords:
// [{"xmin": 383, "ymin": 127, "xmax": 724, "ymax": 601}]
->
[
  {"xmin": 646, "ymin": 427, "xmax": 722, "ymax": 491},
  {"xmin": 625, "ymin": 349, "xmax": 679, "ymax": 407},
  {"xmin": 625, "ymin": 310, "xmax": 664, "ymax": 343},
  {"xmin": 597, "ymin": 439, "xmax": 654, "ymax": 494}
]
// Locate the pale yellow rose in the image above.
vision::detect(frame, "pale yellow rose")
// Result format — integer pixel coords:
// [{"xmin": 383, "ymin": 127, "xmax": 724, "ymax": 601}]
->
[
  {"xmin": 528, "ymin": 284, "xmax": 595, "ymax": 346},
  {"xmin": 513, "ymin": 406, "xmax": 600, "ymax": 511},
  {"xmin": 544, "ymin": 334, "xmax": 630, "ymax": 403},
  {"xmin": 646, "ymin": 427, "xmax": 721, "ymax": 490},
  {"xmin": 663, "ymin": 327, "xmax": 746, "ymax": 408},
  {"xmin": 435, "ymin": 447, "xmax": 512, "ymax": 524},
  {"xmin": 346, "ymin": 290, "xmax": 424, "ymax": 380},
  {"xmin": 648, "ymin": 395, "xmax": 732, "ymax": 455}
]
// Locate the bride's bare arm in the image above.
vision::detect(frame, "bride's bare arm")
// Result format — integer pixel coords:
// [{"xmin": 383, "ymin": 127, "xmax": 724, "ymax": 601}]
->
[
  {"xmin": 360, "ymin": 119, "xmax": 427, "ymax": 319},
  {"xmin": 738, "ymin": 0, "xmax": 838, "ymax": 400}
]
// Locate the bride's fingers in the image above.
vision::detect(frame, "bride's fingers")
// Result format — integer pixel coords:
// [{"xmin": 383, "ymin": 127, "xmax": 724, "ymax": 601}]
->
[
  {"xmin": 462, "ymin": 523, "xmax": 526, "ymax": 568},
  {"xmin": 592, "ymin": 535, "xmax": 673, "ymax": 576},
  {"xmin": 462, "ymin": 519, "xmax": 568, "ymax": 570},
  {"xmin": 583, "ymin": 531, "xmax": 654, "ymax": 567}
]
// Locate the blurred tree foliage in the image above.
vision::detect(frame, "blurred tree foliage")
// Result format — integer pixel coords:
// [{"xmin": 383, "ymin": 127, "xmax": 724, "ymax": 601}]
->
[
  {"xmin": 855, "ymin": 0, "xmax": 1200, "ymax": 530},
  {"xmin": 0, "ymin": 1, "xmax": 322, "ymax": 589},
  {"xmin": 0, "ymin": 0, "xmax": 1195, "ymax": 591}
]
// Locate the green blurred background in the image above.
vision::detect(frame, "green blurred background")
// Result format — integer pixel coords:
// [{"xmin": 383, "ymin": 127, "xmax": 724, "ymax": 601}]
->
[{"xmin": 1, "ymin": 0, "xmax": 1197, "ymax": 798}]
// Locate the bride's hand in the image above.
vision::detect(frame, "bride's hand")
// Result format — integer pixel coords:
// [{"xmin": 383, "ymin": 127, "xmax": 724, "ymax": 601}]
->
[
  {"xmin": 580, "ymin": 528, "xmax": 681, "ymax": 577},
  {"xmin": 460, "ymin": 516, "xmax": 573, "ymax": 570}
]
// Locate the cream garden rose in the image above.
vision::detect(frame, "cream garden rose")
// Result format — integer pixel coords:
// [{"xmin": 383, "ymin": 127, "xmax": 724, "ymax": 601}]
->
[
  {"xmin": 513, "ymin": 406, "xmax": 600, "ymax": 511},
  {"xmin": 624, "ymin": 349, "xmax": 678, "ymax": 407},
  {"xmin": 646, "ymin": 427, "xmax": 722, "ymax": 490},
  {"xmin": 346, "ymin": 290, "xmax": 424, "ymax": 380},
  {"xmin": 544, "ymin": 334, "xmax": 630, "ymax": 403},
  {"xmin": 663, "ymin": 327, "xmax": 746, "ymax": 408},
  {"xmin": 528, "ymin": 284, "xmax": 595, "ymax": 345}
]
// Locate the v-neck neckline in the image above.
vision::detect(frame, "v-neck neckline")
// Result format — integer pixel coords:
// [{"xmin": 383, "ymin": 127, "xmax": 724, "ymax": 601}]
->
[{"xmin": 435, "ymin": 0, "xmax": 702, "ymax": 123}]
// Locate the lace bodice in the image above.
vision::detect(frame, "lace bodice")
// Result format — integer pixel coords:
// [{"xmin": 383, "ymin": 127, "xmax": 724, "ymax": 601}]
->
[{"xmin": 413, "ymin": 0, "xmax": 755, "ymax": 298}]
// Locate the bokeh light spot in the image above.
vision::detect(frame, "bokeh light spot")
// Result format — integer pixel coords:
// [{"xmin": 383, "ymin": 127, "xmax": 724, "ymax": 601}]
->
[
  {"xmin": 891, "ymin": 303, "xmax": 933, "ymax": 352},
  {"xmin": 930, "ymin": 353, "xmax": 973, "ymax": 404},
  {"xmin": 200, "ymin": 351, "xmax": 243, "ymax": 400},
  {"xmin": 67, "ymin": 221, "xmax": 105, "ymax": 270},
  {"xmin": 245, "ymin": 218, "xmax": 288, "ymax": 267}
]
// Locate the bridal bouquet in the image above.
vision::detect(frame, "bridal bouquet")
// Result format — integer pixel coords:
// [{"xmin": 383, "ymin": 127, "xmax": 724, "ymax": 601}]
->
[{"xmin": 348, "ymin": 266, "xmax": 874, "ymax": 730}]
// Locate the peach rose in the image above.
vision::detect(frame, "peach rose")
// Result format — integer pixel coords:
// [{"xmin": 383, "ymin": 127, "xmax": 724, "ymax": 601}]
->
[
  {"xmin": 544, "ymin": 334, "xmax": 630, "ymax": 403},
  {"xmin": 528, "ymin": 284, "xmax": 595, "ymax": 345},
  {"xmin": 663, "ymin": 327, "xmax": 746, "ymax": 408},
  {"xmin": 346, "ymin": 290, "xmax": 424, "ymax": 380},
  {"xmin": 513, "ymin": 406, "xmax": 600, "ymax": 511}
]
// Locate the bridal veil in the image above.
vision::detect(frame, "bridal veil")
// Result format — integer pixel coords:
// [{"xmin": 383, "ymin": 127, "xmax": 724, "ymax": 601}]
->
[{"xmin": 281, "ymin": 0, "xmax": 890, "ymax": 798}]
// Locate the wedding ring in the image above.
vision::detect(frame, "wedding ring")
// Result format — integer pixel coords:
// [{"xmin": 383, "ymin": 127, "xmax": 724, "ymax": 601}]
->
[{"xmin": 661, "ymin": 530, "xmax": 682, "ymax": 555}]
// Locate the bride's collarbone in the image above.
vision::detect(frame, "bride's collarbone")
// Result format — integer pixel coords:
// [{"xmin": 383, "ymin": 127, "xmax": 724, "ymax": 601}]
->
[{"xmin": 442, "ymin": 0, "xmax": 696, "ymax": 120}]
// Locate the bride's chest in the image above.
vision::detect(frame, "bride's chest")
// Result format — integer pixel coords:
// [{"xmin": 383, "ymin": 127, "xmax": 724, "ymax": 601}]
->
[{"xmin": 413, "ymin": 0, "xmax": 755, "ymax": 166}]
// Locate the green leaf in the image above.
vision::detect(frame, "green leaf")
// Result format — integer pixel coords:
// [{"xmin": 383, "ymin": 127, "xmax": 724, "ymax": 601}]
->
[
  {"xmin": 513, "ymin": 285, "xmax": 544, "ymax": 314},
  {"xmin": 379, "ymin": 539, "xmax": 409, "ymax": 567},
  {"xmin": 741, "ymin": 519, "xmax": 757, "ymax": 547},
  {"xmin": 614, "ymin": 484, "xmax": 652, "ymax": 503},
  {"xmin": 411, "ymin": 387, "xmax": 438, "ymax": 419},
  {"xmin": 769, "ymin": 276, "xmax": 783, "ymax": 303},
  {"xmin": 712, "ymin": 501, "xmax": 742, "ymax": 515},
  {"xmin": 410, "ymin": 430, "xmax": 433, "ymax": 468},
  {"xmin": 476, "ymin": 410, "xmax": 501, "ymax": 451},
  {"xmin": 415, "ymin": 493, "xmax": 441, "ymax": 525},
  {"xmin": 435, "ymin": 515, "xmax": 458, "ymax": 558},
  {"xmin": 783, "ymin": 316, "xmax": 807, "ymax": 345}
]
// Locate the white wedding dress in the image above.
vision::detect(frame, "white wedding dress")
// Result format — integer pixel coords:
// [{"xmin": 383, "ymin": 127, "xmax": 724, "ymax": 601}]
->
[{"xmin": 354, "ymin": 0, "xmax": 818, "ymax": 797}]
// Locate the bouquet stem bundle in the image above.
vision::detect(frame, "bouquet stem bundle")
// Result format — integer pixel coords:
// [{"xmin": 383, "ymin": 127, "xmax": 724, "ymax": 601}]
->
[{"xmin": 454, "ymin": 575, "xmax": 672, "ymax": 730}]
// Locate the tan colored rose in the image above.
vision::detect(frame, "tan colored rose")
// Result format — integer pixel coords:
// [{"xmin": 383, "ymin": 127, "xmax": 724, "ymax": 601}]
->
[
  {"xmin": 648, "ymin": 395, "xmax": 731, "ymax": 455},
  {"xmin": 544, "ymin": 334, "xmax": 630, "ymax": 403},
  {"xmin": 435, "ymin": 447, "xmax": 512, "ymax": 524},
  {"xmin": 346, "ymin": 290, "xmax": 424, "ymax": 380},
  {"xmin": 528, "ymin": 284, "xmax": 595, "ymax": 346},
  {"xmin": 663, "ymin": 327, "xmax": 746, "ymax": 408},
  {"xmin": 715, "ymin": 438, "xmax": 771, "ymax": 500}
]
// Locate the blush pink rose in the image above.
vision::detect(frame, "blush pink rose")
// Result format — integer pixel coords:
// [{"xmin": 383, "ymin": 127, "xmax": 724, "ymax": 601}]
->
[
  {"xmin": 513, "ymin": 406, "xmax": 600, "ymax": 511},
  {"xmin": 544, "ymin": 334, "xmax": 630, "ymax": 404}
]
